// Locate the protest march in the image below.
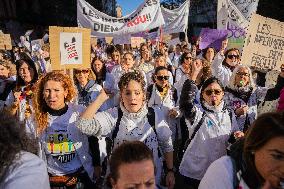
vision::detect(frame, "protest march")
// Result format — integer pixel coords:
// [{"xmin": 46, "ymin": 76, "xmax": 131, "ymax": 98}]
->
[{"xmin": 0, "ymin": 0, "xmax": 284, "ymax": 189}]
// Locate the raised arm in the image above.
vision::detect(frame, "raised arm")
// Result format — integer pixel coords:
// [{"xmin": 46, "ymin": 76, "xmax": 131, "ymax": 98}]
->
[
  {"xmin": 80, "ymin": 89, "xmax": 110, "ymax": 119},
  {"xmin": 179, "ymin": 59, "xmax": 202, "ymax": 121}
]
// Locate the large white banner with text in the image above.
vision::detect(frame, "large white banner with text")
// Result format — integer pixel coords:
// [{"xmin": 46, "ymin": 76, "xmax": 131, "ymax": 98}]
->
[{"xmin": 77, "ymin": 0, "xmax": 165, "ymax": 37}]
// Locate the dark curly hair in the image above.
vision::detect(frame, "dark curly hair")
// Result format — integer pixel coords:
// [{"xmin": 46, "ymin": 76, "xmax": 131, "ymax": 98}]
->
[
  {"xmin": 0, "ymin": 111, "xmax": 38, "ymax": 181},
  {"xmin": 118, "ymin": 71, "xmax": 146, "ymax": 91}
]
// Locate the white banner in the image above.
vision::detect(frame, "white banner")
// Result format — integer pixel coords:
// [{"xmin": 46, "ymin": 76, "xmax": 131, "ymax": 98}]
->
[
  {"xmin": 217, "ymin": 0, "xmax": 249, "ymax": 31},
  {"xmin": 161, "ymin": 0, "xmax": 189, "ymax": 34},
  {"xmin": 217, "ymin": 0, "xmax": 255, "ymax": 50},
  {"xmin": 77, "ymin": 0, "xmax": 165, "ymax": 37},
  {"xmin": 232, "ymin": 0, "xmax": 259, "ymax": 20}
]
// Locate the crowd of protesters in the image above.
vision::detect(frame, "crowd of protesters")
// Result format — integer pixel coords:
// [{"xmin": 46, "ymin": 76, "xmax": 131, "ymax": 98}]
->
[{"xmin": 0, "ymin": 34, "xmax": 283, "ymax": 189}]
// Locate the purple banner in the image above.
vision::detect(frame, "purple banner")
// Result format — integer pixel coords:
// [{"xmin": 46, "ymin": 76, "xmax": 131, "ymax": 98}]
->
[{"xmin": 199, "ymin": 28, "xmax": 229, "ymax": 51}]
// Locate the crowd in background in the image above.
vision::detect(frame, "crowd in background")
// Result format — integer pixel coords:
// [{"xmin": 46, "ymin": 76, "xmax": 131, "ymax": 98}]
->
[{"xmin": 0, "ymin": 34, "xmax": 284, "ymax": 189}]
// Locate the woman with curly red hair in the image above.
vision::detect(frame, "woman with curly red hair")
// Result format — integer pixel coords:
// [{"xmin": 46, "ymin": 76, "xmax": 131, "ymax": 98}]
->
[{"xmin": 25, "ymin": 71, "xmax": 95, "ymax": 188}]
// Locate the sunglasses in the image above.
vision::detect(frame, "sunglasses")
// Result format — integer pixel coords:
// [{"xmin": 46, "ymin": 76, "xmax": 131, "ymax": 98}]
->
[
  {"xmin": 185, "ymin": 56, "xmax": 192, "ymax": 60},
  {"xmin": 204, "ymin": 89, "xmax": 223, "ymax": 96},
  {"xmin": 236, "ymin": 72, "xmax": 249, "ymax": 77},
  {"xmin": 75, "ymin": 70, "xmax": 89, "ymax": 74},
  {"xmin": 156, "ymin": 75, "xmax": 169, "ymax": 81},
  {"xmin": 227, "ymin": 54, "xmax": 239, "ymax": 59}
]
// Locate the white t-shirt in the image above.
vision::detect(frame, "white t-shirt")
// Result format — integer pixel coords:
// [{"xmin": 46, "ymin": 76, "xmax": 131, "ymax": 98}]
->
[{"xmin": 199, "ymin": 156, "xmax": 250, "ymax": 189}]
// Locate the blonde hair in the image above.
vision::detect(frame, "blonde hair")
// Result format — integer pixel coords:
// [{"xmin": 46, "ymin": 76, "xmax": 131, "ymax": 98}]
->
[{"xmin": 33, "ymin": 71, "xmax": 76, "ymax": 134}]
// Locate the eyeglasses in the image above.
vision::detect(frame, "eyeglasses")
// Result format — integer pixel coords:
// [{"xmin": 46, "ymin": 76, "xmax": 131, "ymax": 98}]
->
[
  {"xmin": 227, "ymin": 54, "xmax": 239, "ymax": 59},
  {"xmin": 75, "ymin": 70, "xmax": 89, "ymax": 74},
  {"xmin": 185, "ymin": 56, "xmax": 192, "ymax": 60},
  {"xmin": 204, "ymin": 89, "xmax": 223, "ymax": 96},
  {"xmin": 236, "ymin": 72, "xmax": 249, "ymax": 77},
  {"xmin": 156, "ymin": 75, "xmax": 169, "ymax": 81}
]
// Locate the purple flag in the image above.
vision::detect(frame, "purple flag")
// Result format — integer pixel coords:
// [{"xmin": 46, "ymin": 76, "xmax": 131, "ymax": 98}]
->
[{"xmin": 199, "ymin": 28, "xmax": 229, "ymax": 51}]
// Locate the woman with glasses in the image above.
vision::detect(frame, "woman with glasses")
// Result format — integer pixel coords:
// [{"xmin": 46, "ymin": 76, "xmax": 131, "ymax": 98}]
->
[
  {"xmin": 176, "ymin": 60, "xmax": 242, "ymax": 189},
  {"xmin": 146, "ymin": 55, "xmax": 174, "ymax": 86},
  {"xmin": 147, "ymin": 66, "xmax": 179, "ymax": 144},
  {"xmin": 73, "ymin": 67, "xmax": 112, "ymax": 186},
  {"xmin": 74, "ymin": 68, "xmax": 111, "ymax": 111},
  {"xmin": 174, "ymin": 52, "xmax": 193, "ymax": 98},
  {"xmin": 211, "ymin": 39, "xmax": 241, "ymax": 87},
  {"xmin": 224, "ymin": 64, "xmax": 284, "ymax": 132}
]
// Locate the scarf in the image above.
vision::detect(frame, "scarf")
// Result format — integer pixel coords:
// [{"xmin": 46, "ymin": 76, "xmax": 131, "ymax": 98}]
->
[
  {"xmin": 226, "ymin": 86, "xmax": 253, "ymax": 103},
  {"xmin": 77, "ymin": 80, "xmax": 96, "ymax": 106}
]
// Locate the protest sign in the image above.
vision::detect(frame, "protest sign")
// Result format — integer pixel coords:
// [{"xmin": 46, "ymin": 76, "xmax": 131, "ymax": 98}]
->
[
  {"xmin": 49, "ymin": 26, "xmax": 91, "ymax": 70},
  {"xmin": 131, "ymin": 37, "xmax": 145, "ymax": 48},
  {"xmin": 0, "ymin": 34, "xmax": 12, "ymax": 50},
  {"xmin": 77, "ymin": 0, "xmax": 165, "ymax": 37},
  {"xmin": 242, "ymin": 14, "xmax": 284, "ymax": 71},
  {"xmin": 161, "ymin": 0, "xmax": 189, "ymax": 34},
  {"xmin": 199, "ymin": 28, "xmax": 229, "ymax": 51}
]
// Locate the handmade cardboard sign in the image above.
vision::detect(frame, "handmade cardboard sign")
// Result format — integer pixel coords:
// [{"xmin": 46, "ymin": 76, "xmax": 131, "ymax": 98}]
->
[
  {"xmin": 49, "ymin": 26, "xmax": 91, "ymax": 70},
  {"xmin": 0, "ymin": 34, "xmax": 12, "ymax": 50},
  {"xmin": 242, "ymin": 14, "xmax": 284, "ymax": 70}
]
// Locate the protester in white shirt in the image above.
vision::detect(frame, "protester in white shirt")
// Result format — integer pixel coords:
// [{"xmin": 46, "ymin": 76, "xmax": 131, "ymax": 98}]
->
[
  {"xmin": 76, "ymin": 71, "xmax": 175, "ymax": 189},
  {"xmin": 211, "ymin": 39, "xmax": 241, "ymax": 87},
  {"xmin": 169, "ymin": 44, "xmax": 182, "ymax": 68},
  {"xmin": 176, "ymin": 60, "xmax": 242, "ymax": 189},
  {"xmin": 25, "ymin": 71, "xmax": 95, "ymax": 188},
  {"xmin": 199, "ymin": 111, "xmax": 284, "ymax": 189},
  {"xmin": 146, "ymin": 55, "xmax": 174, "ymax": 86},
  {"xmin": 147, "ymin": 66, "xmax": 179, "ymax": 143}
]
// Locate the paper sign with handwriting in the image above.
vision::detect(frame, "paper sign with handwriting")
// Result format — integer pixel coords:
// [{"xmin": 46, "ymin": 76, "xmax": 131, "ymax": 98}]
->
[{"xmin": 242, "ymin": 14, "xmax": 284, "ymax": 70}]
